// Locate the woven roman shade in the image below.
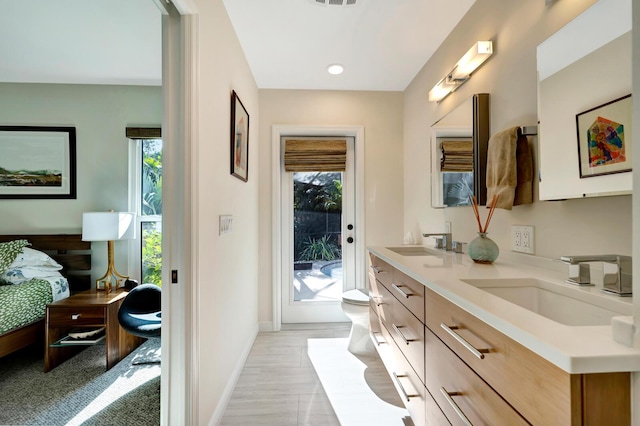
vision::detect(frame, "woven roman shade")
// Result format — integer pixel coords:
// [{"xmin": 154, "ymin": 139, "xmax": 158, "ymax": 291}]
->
[
  {"xmin": 284, "ymin": 139, "xmax": 347, "ymax": 172},
  {"xmin": 440, "ymin": 140, "xmax": 473, "ymax": 172},
  {"xmin": 126, "ymin": 127, "xmax": 161, "ymax": 139}
]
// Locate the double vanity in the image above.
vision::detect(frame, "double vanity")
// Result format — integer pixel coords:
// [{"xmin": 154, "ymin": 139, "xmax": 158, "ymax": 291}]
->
[{"xmin": 368, "ymin": 246, "xmax": 637, "ymax": 425}]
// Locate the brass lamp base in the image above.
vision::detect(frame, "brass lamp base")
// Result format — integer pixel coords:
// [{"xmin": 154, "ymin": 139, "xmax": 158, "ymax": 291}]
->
[{"xmin": 96, "ymin": 240, "xmax": 129, "ymax": 294}]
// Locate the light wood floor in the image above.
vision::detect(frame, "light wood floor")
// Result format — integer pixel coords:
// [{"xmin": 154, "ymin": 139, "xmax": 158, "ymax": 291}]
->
[{"xmin": 220, "ymin": 323, "xmax": 413, "ymax": 426}]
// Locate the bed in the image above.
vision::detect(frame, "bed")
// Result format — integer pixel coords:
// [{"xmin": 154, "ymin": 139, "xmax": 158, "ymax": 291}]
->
[{"xmin": 0, "ymin": 234, "xmax": 91, "ymax": 358}]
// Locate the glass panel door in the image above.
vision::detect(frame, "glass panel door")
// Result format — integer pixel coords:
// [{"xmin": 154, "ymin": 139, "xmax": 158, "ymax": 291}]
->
[
  {"xmin": 293, "ymin": 172, "xmax": 343, "ymax": 302},
  {"xmin": 281, "ymin": 137, "xmax": 355, "ymax": 323}
]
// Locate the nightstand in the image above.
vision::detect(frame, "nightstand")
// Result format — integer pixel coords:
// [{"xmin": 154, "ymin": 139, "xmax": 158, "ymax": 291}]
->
[{"xmin": 44, "ymin": 289, "xmax": 145, "ymax": 372}]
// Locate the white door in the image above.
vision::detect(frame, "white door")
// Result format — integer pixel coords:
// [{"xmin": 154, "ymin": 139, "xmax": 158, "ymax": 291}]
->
[{"xmin": 281, "ymin": 136, "xmax": 356, "ymax": 323}]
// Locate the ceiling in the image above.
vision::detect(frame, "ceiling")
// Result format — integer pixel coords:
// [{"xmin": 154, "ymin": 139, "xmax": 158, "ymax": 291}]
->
[
  {"xmin": 0, "ymin": 0, "xmax": 475, "ymax": 92},
  {"xmin": 0, "ymin": 0, "xmax": 162, "ymax": 86}
]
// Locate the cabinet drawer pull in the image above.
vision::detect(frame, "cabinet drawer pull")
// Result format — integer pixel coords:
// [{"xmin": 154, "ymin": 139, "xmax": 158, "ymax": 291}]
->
[
  {"xmin": 370, "ymin": 265, "xmax": 385, "ymax": 274},
  {"xmin": 440, "ymin": 323, "xmax": 489, "ymax": 359},
  {"xmin": 392, "ymin": 323, "xmax": 414, "ymax": 345},
  {"xmin": 370, "ymin": 331, "xmax": 386, "ymax": 346},
  {"xmin": 371, "ymin": 296, "xmax": 384, "ymax": 306},
  {"xmin": 71, "ymin": 313, "xmax": 81, "ymax": 320},
  {"xmin": 440, "ymin": 387, "xmax": 473, "ymax": 426},
  {"xmin": 391, "ymin": 283, "xmax": 412, "ymax": 298},
  {"xmin": 392, "ymin": 373, "xmax": 419, "ymax": 402}
]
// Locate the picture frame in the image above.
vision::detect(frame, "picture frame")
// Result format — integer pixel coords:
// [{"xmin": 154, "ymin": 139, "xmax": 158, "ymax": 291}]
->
[
  {"xmin": 576, "ymin": 94, "xmax": 632, "ymax": 179},
  {"xmin": 0, "ymin": 126, "xmax": 77, "ymax": 199},
  {"xmin": 230, "ymin": 90, "xmax": 249, "ymax": 182}
]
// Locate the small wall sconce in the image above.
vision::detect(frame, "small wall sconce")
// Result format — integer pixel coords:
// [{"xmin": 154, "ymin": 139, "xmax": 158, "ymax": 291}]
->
[{"xmin": 428, "ymin": 41, "xmax": 493, "ymax": 103}]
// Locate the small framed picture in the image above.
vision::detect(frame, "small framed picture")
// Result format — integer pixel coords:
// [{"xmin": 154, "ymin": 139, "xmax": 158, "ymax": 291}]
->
[
  {"xmin": 576, "ymin": 94, "xmax": 632, "ymax": 178},
  {"xmin": 230, "ymin": 90, "xmax": 249, "ymax": 182},
  {"xmin": 0, "ymin": 126, "xmax": 77, "ymax": 199}
]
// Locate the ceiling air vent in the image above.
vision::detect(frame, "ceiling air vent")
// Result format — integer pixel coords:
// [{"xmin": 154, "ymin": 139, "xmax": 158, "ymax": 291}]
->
[{"xmin": 312, "ymin": 0, "xmax": 358, "ymax": 6}]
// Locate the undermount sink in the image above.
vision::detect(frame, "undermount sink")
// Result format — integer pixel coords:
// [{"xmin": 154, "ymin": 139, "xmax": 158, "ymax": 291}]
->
[
  {"xmin": 386, "ymin": 246, "xmax": 436, "ymax": 256},
  {"xmin": 460, "ymin": 277, "xmax": 632, "ymax": 326}
]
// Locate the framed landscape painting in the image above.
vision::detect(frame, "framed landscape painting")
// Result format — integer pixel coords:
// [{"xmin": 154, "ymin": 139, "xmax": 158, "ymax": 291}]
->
[
  {"xmin": 230, "ymin": 90, "xmax": 249, "ymax": 182},
  {"xmin": 0, "ymin": 126, "xmax": 77, "ymax": 199},
  {"xmin": 576, "ymin": 94, "xmax": 632, "ymax": 178}
]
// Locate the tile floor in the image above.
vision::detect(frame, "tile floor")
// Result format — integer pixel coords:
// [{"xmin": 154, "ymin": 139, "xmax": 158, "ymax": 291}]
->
[{"xmin": 220, "ymin": 323, "xmax": 413, "ymax": 426}]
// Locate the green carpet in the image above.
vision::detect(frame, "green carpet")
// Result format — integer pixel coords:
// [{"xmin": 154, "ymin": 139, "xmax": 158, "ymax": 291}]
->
[{"xmin": 0, "ymin": 339, "xmax": 160, "ymax": 425}]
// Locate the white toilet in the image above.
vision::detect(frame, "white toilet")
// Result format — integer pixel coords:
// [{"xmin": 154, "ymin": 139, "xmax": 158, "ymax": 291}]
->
[{"xmin": 341, "ymin": 289, "xmax": 374, "ymax": 355}]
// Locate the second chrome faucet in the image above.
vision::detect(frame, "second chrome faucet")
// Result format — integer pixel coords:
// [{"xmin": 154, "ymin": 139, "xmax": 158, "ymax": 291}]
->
[{"xmin": 559, "ymin": 254, "xmax": 632, "ymax": 296}]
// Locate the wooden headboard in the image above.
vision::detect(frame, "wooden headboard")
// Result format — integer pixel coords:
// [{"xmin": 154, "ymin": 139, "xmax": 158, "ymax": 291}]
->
[{"xmin": 0, "ymin": 234, "xmax": 91, "ymax": 293}]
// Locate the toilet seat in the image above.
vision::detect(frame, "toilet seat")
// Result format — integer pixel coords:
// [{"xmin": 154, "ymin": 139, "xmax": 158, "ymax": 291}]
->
[{"xmin": 342, "ymin": 289, "xmax": 369, "ymax": 306}]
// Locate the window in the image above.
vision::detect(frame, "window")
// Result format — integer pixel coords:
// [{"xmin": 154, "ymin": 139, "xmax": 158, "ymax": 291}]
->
[{"xmin": 128, "ymin": 131, "xmax": 162, "ymax": 286}]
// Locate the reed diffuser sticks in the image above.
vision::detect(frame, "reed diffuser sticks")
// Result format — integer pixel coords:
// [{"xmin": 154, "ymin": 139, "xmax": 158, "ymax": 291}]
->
[{"xmin": 469, "ymin": 194, "xmax": 498, "ymax": 233}]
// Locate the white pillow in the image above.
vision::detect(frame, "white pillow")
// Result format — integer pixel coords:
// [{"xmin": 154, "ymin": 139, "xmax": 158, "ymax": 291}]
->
[
  {"xmin": 1, "ymin": 267, "xmax": 63, "ymax": 285},
  {"xmin": 9, "ymin": 247, "xmax": 63, "ymax": 270}
]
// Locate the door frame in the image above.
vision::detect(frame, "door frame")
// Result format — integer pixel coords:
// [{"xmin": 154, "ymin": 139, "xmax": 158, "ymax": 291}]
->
[
  {"xmin": 160, "ymin": 0, "xmax": 198, "ymax": 425},
  {"xmin": 271, "ymin": 125, "xmax": 365, "ymax": 331}
]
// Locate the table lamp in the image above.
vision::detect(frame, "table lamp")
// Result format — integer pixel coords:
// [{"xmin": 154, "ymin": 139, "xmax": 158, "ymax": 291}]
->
[{"xmin": 82, "ymin": 211, "xmax": 136, "ymax": 293}]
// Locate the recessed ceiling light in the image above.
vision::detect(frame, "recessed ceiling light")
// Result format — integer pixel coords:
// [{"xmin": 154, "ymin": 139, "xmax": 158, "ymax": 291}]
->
[{"xmin": 327, "ymin": 64, "xmax": 344, "ymax": 75}]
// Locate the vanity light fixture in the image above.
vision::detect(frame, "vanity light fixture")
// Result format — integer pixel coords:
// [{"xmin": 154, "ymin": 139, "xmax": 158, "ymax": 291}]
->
[
  {"xmin": 327, "ymin": 63, "xmax": 344, "ymax": 75},
  {"xmin": 429, "ymin": 41, "xmax": 493, "ymax": 102}
]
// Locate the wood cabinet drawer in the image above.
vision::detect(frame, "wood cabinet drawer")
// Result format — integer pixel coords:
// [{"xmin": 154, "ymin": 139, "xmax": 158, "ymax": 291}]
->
[
  {"xmin": 369, "ymin": 254, "xmax": 393, "ymax": 288},
  {"xmin": 388, "ymin": 334, "xmax": 426, "ymax": 426},
  {"xmin": 426, "ymin": 328, "xmax": 528, "ymax": 426},
  {"xmin": 388, "ymin": 296, "xmax": 424, "ymax": 384},
  {"xmin": 373, "ymin": 278, "xmax": 395, "ymax": 329},
  {"xmin": 391, "ymin": 268, "xmax": 425, "ymax": 323},
  {"xmin": 368, "ymin": 270, "xmax": 389, "ymax": 319},
  {"xmin": 48, "ymin": 306, "xmax": 106, "ymax": 326},
  {"xmin": 425, "ymin": 387, "xmax": 450, "ymax": 426},
  {"xmin": 369, "ymin": 305, "xmax": 384, "ymax": 347},
  {"xmin": 426, "ymin": 289, "xmax": 573, "ymax": 425}
]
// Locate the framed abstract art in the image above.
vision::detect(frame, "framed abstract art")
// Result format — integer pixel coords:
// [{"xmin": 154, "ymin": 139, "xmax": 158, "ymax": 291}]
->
[{"xmin": 576, "ymin": 94, "xmax": 632, "ymax": 178}]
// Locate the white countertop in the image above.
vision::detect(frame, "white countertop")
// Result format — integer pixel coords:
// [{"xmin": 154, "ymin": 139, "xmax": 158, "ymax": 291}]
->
[{"xmin": 368, "ymin": 245, "xmax": 640, "ymax": 374}]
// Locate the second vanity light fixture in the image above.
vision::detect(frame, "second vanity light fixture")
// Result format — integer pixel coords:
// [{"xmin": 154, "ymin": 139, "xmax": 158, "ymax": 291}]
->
[{"xmin": 429, "ymin": 41, "xmax": 493, "ymax": 102}]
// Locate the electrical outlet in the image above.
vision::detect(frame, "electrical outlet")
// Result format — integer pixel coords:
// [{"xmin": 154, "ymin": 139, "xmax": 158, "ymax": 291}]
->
[{"xmin": 511, "ymin": 225, "xmax": 534, "ymax": 254}]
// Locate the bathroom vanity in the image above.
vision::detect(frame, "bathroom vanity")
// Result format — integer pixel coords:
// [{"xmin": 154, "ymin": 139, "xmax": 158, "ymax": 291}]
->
[{"xmin": 368, "ymin": 246, "xmax": 637, "ymax": 425}]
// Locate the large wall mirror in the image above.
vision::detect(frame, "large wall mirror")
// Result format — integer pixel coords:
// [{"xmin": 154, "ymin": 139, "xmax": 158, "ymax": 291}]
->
[
  {"xmin": 431, "ymin": 93, "xmax": 490, "ymax": 208},
  {"xmin": 537, "ymin": 0, "xmax": 632, "ymax": 200}
]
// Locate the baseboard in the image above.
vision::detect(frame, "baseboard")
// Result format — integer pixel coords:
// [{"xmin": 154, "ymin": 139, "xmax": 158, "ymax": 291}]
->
[
  {"xmin": 207, "ymin": 322, "xmax": 259, "ymax": 426},
  {"xmin": 258, "ymin": 321, "xmax": 273, "ymax": 332}
]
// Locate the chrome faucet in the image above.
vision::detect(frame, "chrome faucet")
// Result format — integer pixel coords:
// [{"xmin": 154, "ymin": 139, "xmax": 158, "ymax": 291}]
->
[
  {"xmin": 559, "ymin": 255, "xmax": 632, "ymax": 296},
  {"xmin": 423, "ymin": 233, "xmax": 452, "ymax": 251}
]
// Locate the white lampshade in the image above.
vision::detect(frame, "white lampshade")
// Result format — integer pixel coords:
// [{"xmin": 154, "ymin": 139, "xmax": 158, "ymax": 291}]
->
[{"xmin": 82, "ymin": 212, "xmax": 137, "ymax": 241}]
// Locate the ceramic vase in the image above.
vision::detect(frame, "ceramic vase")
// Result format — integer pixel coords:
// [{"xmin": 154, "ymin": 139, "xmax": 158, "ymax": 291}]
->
[{"xmin": 468, "ymin": 232, "xmax": 499, "ymax": 264}]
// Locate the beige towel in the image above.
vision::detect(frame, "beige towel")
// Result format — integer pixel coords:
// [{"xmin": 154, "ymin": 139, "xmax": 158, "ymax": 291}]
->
[{"xmin": 486, "ymin": 127, "xmax": 533, "ymax": 210}]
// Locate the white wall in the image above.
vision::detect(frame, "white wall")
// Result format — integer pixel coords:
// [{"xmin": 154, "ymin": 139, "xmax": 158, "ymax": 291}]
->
[
  {"xmin": 404, "ymin": 0, "xmax": 632, "ymax": 260},
  {"xmin": 191, "ymin": 1, "xmax": 260, "ymax": 423},
  {"xmin": 257, "ymin": 89, "xmax": 404, "ymax": 325},
  {"xmin": 0, "ymin": 82, "xmax": 162, "ymax": 282}
]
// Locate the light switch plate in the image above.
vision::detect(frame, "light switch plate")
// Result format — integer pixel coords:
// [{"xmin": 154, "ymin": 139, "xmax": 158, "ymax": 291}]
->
[
  {"xmin": 511, "ymin": 225, "xmax": 534, "ymax": 254},
  {"xmin": 219, "ymin": 215, "xmax": 233, "ymax": 235}
]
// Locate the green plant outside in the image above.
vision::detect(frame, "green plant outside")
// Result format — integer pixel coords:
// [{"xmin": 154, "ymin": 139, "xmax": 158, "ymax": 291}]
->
[
  {"xmin": 299, "ymin": 235, "xmax": 341, "ymax": 261},
  {"xmin": 142, "ymin": 140, "xmax": 163, "ymax": 285},
  {"xmin": 142, "ymin": 226, "xmax": 162, "ymax": 286}
]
